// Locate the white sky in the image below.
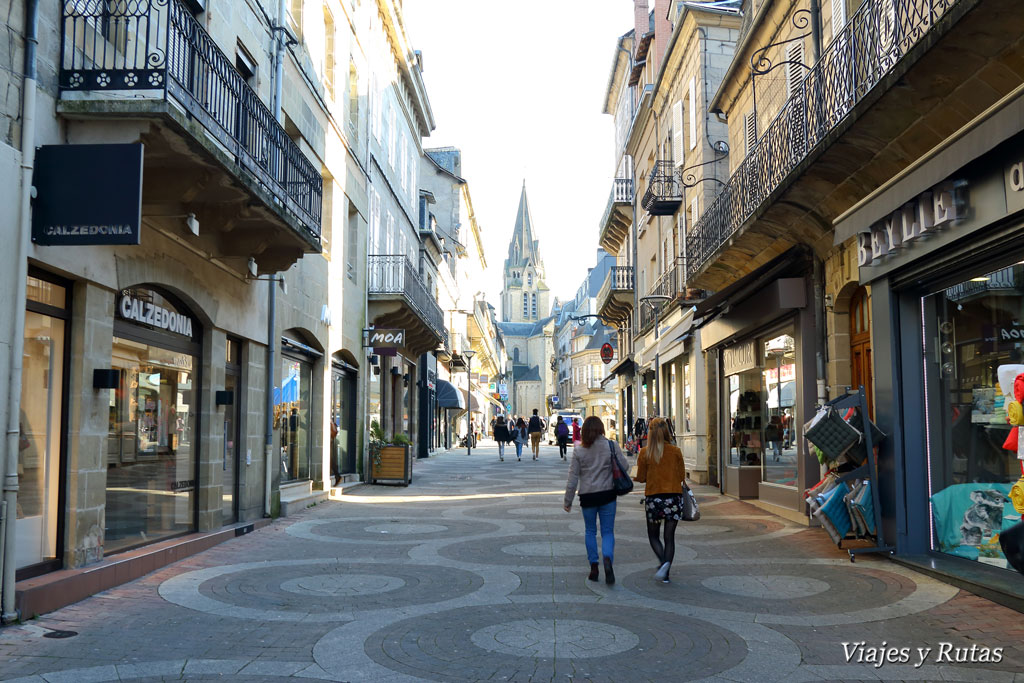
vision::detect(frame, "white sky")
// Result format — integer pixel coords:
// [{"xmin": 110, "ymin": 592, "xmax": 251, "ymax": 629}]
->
[{"xmin": 403, "ymin": 1, "xmax": 635, "ymax": 311}]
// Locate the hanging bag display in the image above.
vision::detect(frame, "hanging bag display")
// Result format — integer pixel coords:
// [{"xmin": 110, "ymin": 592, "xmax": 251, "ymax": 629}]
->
[
  {"xmin": 608, "ymin": 440, "xmax": 633, "ymax": 496},
  {"xmin": 804, "ymin": 406, "xmax": 862, "ymax": 463}
]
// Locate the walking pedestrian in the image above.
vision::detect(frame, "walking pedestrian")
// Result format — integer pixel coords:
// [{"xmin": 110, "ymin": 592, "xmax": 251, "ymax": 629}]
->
[
  {"xmin": 555, "ymin": 415, "xmax": 570, "ymax": 459},
  {"xmin": 512, "ymin": 417, "xmax": 528, "ymax": 461},
  {"xmin": 493, "ymin": 415, "xmax": 511, "ymax": 461},
  {"xmin": 563, "ymin": 416, "xmax": 626, "ymax": 584},
  {"xmin": 528, "ymin": 409, "xmax": 544, "ymax": 460},
  {"xmin": 634, "ymin": 417, "xmax": 687, "ymax": 583},
  {"xmin": 571, "ymin": 417, "xmax": 582, "ymax": 446}
]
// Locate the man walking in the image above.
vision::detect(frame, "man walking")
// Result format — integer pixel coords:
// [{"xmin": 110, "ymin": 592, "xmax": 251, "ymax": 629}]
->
[{"xmin": 528, "ymin": 409, "xmax": 544, "ymax": 460}]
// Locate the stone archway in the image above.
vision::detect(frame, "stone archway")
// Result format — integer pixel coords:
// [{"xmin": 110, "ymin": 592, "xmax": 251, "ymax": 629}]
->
[{"xmin": 829, "ymin": 281, "xmax": 873, "ymax": 417}]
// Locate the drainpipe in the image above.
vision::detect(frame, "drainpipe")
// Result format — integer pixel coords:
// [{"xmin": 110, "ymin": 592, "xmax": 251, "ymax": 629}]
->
[
  {"xmin": 264, "ymin": 0, "xmax": 287, "ymax": 517},
  {"xmin": 813, "ymin": 257, "xmax": 828, "ymax": 407},
  {"xmin": 809, "ymin": 0, "xmax": 822, "ymax": 64},
  {"xmin": 2, "ymin": 0, "xmax": 39, "ymax": 624}
]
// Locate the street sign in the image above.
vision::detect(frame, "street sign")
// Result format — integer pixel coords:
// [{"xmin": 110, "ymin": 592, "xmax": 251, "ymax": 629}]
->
[{"xmin": 600, "ymin": 342, "xmax": 614, "ymax": 364}]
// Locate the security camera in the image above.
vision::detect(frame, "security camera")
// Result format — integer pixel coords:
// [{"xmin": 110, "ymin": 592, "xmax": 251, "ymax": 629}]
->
[
  {"xmin": 712, "ymin": 140, "xmax": 730, "ymax": 154},
  {"xmin": 248, "ymin": 257, "xmax": 258, "ymax": 277},
  {"xmin": 185, "ymin": 213, "xmax": 199, "ymax": 236}
]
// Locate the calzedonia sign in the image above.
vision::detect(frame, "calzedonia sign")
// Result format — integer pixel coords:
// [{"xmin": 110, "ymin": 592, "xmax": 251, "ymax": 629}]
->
[
  {"xmin": 118, "ymin": 294, "xmax": 194, "ymax": 338},
  {"xmin": 857, "ymin": 181, "xmax": 966, "ymax": 267}
]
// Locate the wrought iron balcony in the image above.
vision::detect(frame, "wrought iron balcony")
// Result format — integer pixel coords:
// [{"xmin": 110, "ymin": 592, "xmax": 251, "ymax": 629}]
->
[
  {"xmin": 598, "ymin": 178, "xmax": 634, "ymax": 254},
  {"xmin": 641, "ymin": 161, "xmax": 682, "ymax": 216},
  {"xmin": 59, "ymin": 0, "xmax": 322, "ymax": 245},
  {"xmin": 368, "ymin": 255, "xmax": 448, "ymax": 350},
  {"xmin": 637, "ymin": 260, "xmax": 708, "ymax": 335},
  {"xmin": 596, "ymin": 265, "xmax": 634, "ymax": 327},
  {"xmin": 685, "ymin": 0, "xmax": 960, "ymax": 283}
]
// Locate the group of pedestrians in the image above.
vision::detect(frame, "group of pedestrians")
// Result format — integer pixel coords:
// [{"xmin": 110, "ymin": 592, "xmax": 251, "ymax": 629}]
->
[
  {"xmin": 563, "ymin": 416, "xmax": 690, "ymax": 585},
  {"xmin": 490, "ymin": 409, "xmax": 582, "ymax": 461}
]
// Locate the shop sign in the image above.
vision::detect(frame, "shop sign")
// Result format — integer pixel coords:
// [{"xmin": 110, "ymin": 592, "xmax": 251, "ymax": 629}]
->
[
  {"xmin": 723, "ymin": 340, "xmax": 758, "ymax": 375},
  {"xmin": 368, "ymin": 328, "xmax": 405, "ymax": 348},
  {"xmin": 118, "ymin": 294, "xmax": 194, "ymax": 338},
  {"xmin": 600, "ymin": 342, "xmax": 614, "ymax": 364},
  {"xmin": 857, "ymin": 181, "xmax": 966, "ymax": 267},
  {"xmin": 1005, "ymin": 159, "xmax": 1024, "ymax": 214},
  {"xmin": 498, "ymin": 383, "xmax": 508, "ymax": 396},
  {"xmin": 31, "ymin": 143, "xmax": 143, "ymax": 246}
]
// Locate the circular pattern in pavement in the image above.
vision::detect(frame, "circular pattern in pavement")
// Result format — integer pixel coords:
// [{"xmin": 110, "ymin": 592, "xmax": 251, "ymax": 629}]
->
[
  {"xmin": 363, "ymin": 522, "xmax": 448, "ymax": 535},
  {"xmin": 702, "ymin": 574, "xmax": 831, "ymax": 600},
  {"xmin": 286, "ymin": 516, "xmax": 500, "ymax": 544},
  {"xmin": 280, "ymin": 573, "xmax": 406, "ymax": 597},
  {"xmin": 470, "ymin": 618, "xmax": 640, "ymax": 658},
  {"xmin": 502, "ymin": 541, "xmax": 581, "ymax": 558},
  {"xmin": 438, "ymin": 533, "xmax": 651, "ymax": 567},
  {"xmin": 361, "ymin": 603, "xmax": 747, "ymax": 682}
]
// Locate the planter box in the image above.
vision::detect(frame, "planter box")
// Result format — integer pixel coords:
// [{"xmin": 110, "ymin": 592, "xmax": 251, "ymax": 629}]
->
[{"xmin": 372, "ymin": 445, "xmax": 412, "ymax": 485}]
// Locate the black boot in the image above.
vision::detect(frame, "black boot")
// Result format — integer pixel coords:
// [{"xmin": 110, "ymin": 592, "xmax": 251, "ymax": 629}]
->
[
  {"xmin": 604, "ymin": 557, "xmax": 615, "ymax": 585},
  {"xmin": 588, "ymin": 562, "xmax": 599, "ymax": 582}
]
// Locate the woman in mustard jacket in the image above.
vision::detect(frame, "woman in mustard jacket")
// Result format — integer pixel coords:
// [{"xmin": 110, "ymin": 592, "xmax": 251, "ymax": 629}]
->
[{"xmin": 633, "ymin": 417, "xmax": 687, "ymax": 583}]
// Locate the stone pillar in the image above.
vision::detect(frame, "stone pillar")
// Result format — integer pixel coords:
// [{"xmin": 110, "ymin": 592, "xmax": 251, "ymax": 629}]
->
[
  {"xmin": 64, "ymin": 282, "xmax": 114, "ymax": 568},
  {"xmin": 197, "ymin": 328, "xmax": 225, "ymax": 532}
]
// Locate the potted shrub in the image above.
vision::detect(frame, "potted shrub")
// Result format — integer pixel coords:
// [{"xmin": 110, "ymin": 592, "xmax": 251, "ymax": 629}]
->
[{"xmin": 369, "ymin": 421, "xmax": 413, "ymax": 485}]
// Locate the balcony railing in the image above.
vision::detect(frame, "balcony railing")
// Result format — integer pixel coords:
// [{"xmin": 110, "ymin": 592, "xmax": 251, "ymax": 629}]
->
[
  {"xmin": 641, "ymin": 161, "xmax": 682, "ymax": 216},
  {"xmin": 685, "ymin": 0, "xmax": 959, "ymax": 281},
  {"xmin": 368, "ymin": 255, "xmax": 447, "ymax": 345},
  {"xmin": 59, "ymin": 0, "xmax": 322, "ymax": 239},
  {"xmin": 612, "ymin": 178, "xmax": 633, "ymax": 203}
]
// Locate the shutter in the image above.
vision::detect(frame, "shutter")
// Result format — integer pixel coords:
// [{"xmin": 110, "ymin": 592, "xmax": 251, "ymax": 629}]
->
[
  {"xmin": 745, "ymin": 112, "xmax": 757, "ymax": 154},
  {"xmin": 832, "ymin": 0, "xmax": 846, "ymax": 40},
  {"xmin": 786, "ymin": 41, "xmax": 805, "ymax": 98},
  {"xmin": 688, "ymin": 77, "xmax": 698, "ymax": 150},
  {"xmin": 672, "ymin": 100, "xmax": 684, "ymax": 166},
  {"xmin": 691, "ymin": 196, "xmax": 699, "ymax": 226}
]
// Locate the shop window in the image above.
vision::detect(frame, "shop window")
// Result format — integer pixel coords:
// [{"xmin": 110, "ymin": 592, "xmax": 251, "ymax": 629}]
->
[
  {"xmin": 107, "ymin": 337, "xmax": 197, "ymax": 553},
  {"xmin": 18, "ymin": 274, "xmax": 69, "ymax": 571},
  {"xmin": 278, "ymin": 354, "xmax": 313, "ymax": 482},
  {"xmin": 683, "ymin": 359, "xmax": 692, "ymax": 433},
  {"xmin": 762, "ymin": 330, "xmax": 798, "ymax": 486},
  {"xmin": 924, "ymin": 264, "xmax": 1024, "ymax": 572}
]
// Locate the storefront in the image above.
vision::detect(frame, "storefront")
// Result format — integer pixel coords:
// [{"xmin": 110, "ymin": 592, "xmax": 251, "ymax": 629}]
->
[
  {"xmin": 698, "ymin": 249, "xmax": 820, "ymax": 517},
  {"xmin": 330, "ymin": 355, "xmax": 358, "ymax": 480},
  {"xmin": 107, "ymin": 287, "xmax": 202, "ymax": 554},
  {"xmin": 839, "ymin": 128, "xmax": 1024, "ymax": 593}
]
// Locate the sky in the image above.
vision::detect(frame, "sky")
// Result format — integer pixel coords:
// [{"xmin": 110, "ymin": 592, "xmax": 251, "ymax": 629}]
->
[{"xmin": 402, "ymin": 1, "xmax": 635, "ymax": 310}]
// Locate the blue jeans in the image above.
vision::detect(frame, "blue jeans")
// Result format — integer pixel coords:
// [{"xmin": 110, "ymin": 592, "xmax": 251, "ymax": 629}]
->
[
  {"xmin": 581, "ymin": 500, "xmax": 616, "ymax": 564},
  {"xmin": 514, "ymin": 441, "xmax": 523, "ymax": 458},
  {"xmin": 498, "ymin": 441, "xmax": 505, "ymax": 457}
]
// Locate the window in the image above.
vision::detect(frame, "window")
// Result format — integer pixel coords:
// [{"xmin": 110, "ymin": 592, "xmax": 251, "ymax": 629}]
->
[
  {"xmin": 288, "ymin": 0, "xmax": 303, "ymax": 37},
  {"xmin": 527, "ymin": 272, "xmax": 533, "ymax": 287},
  {"xmin": 235, "ymin": 45, "xmax": 256, "ymax": 86},
  {"xmin": 831, "ymin": 0, "xmax": 847, "ymax": 42},
  {"xmin": 347, "ymin": 58, "xmax": 359, "ymax": 137},
  {"xmin": 691, "ymin": 196, "xmax": 699, "ymax": 226},
  {"xmin": 369, "ymin": 188, "xmax": 381, "ymax": 254},
  {"xmin": 323, "ymin": 7, "xmax": 336, "ymax": 99},
  {"xmin": 531, "ymin": 293, "xmax": 537, "ymax": 318},
  {"xmin": 387, "ymin": 104, "xmax": 397, "ymax": 168},
  {"xmin": 523, "ymin": 292, "xmax": 529, "ymax": 318},
  {"xmin": 745, "ymin": 112, "xmax": 757, "ymax": 155},
  {"xmin": 787, "ymin": 41, "xmax": 807, "ymax": 154},
  {"xmin": 279, "ymin": 353, "xmax": 313, "ymax": 482},
  {"xmin": 346, "ymin": 200, "xmax": 359, "ymax": 281}
]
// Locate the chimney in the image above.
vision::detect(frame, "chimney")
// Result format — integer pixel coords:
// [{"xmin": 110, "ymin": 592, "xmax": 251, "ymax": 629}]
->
[
  {"xmin": 634, "ymin": 0, "xmax": 649, "ymax": 44},
  {"xmin": 654, "ymin": 0, "xmax": 673, "ymax": 74}
]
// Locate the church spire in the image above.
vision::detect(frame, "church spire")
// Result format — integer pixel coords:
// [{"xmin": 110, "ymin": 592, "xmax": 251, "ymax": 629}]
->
[{"xmin": 507, "ymin": 182, "xmax": 540, "ymax": 269}]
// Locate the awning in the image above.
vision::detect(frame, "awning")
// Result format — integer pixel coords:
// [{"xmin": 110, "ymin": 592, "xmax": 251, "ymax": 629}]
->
[
  {"xmin": 460, "ymin": 389, "xmax": 482, "ymax": 412},
  {"xmin": 436, "ymin": 380, "xmax": 465, "ymax": 409},
  {"xmin": 606, "ymin": 354, "xmax": 635, "ymax": 378}
]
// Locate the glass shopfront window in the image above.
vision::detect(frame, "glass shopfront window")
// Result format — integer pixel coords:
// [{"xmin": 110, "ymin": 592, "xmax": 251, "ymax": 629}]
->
[
  {"xmin": 924, "ymin": 264, "xmax": 1024, "ymax": 571},
  {"xmin": 762, "ymin": 329, "xmax": 798, "ymax": 487},
  {"xmin": 107, "ymin": 338, "xmax": 197, "ymax": 553},
  {"xmin": 279, "ymin": 355, "xmax": 312, "ymax": 482},
  {"xmin": 18, "ymin": 275, "xmax": 69, "ymax": 570},
  {"xmin": 728, "ymin": 370, "xmax": 763, "ymax": 466}
]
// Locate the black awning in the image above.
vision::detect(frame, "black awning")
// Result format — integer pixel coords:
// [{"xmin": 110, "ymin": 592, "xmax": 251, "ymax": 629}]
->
[
  {"xmin": 606, "ymin": 354, "xmax": 635, "ymax": 378},
  {"xmin": 436, "ymin": 380, "xmax": 465, "ymax": 409},
  {"xmin": 694, "ymin": 246, "xmax": 809, "ymax": 327}
]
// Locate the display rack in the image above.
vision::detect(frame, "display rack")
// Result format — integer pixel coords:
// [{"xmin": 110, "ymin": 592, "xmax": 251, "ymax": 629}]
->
[{"xmin": 827, "ymin": 385, "xmax": 894, "ymax": 562}]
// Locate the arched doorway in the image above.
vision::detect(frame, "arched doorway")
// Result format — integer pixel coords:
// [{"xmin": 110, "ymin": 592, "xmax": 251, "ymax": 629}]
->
[{"xmin": 849, "ymin": 287, "xmax": 873, "ymax": 417}]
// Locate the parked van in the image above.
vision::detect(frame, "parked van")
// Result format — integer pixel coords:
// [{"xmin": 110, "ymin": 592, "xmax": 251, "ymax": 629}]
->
[{"xmin": 547, "ymin": 411, "xmax": 582, "ymax": 444}]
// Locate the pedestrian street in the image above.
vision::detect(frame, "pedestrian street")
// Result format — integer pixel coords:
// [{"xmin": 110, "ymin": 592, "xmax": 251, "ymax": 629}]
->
[{"xmin": 1, "ymin": 442, "xmax": 1022, "ymax": 682}]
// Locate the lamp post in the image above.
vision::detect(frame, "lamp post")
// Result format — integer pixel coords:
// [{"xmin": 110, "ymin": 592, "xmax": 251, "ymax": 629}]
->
[
  {"xmin": 639, "ymin": 295, "xmax": 671, "ymax": 417},
  {"xmin": 464, "ymin": 348, "xmax": 476, "ymax": 455}
]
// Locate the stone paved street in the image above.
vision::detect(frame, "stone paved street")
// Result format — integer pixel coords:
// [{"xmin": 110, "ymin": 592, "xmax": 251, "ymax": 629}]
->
[{"xmin": 1, "ymin": 443, "xmax": 1023, "ymax": 682}]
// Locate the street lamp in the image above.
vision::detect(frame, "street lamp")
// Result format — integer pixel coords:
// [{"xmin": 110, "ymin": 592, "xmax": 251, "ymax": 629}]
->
[
  {"xmin": 639, "ymin": 295, "xmax": 671, "ymax": 417},
  {"xmin": 464, "ymin": 348, "xmax": 476, "ymax": 456}
]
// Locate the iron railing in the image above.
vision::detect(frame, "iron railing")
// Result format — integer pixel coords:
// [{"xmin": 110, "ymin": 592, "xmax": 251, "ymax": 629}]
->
[
  {"xmin": 59, "ymin": 0, "xmax": 322, "ymax": 239},
  {"xmin": 641, "ymin": 161, "xmax": 683, "ymax": 215},
  {"xmin": 368, "ymin": 255, "xmax": 448, "ymax": 345},
  {"xmin": 685, "ymin": 0, "xmax": 959, "ymax": 281}
]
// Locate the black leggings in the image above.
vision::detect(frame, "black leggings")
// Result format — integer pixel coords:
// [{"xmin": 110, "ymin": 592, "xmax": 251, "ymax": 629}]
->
[
  {"xmin": 646, "ymin": 519, "xmax": 679, "ymax": 569},
  {"xmin": 558, "ymin": 438, "xmax": 568, "ymax": 456}
]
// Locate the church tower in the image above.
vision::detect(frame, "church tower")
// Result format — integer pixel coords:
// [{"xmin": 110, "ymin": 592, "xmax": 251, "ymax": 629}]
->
[{"xmin": 501, "ymin": 182, "xmax": 550, "ymax": 323}]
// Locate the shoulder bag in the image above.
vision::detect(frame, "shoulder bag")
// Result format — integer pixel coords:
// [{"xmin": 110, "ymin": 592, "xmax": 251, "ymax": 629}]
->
[
  {"xmin": 681, "ymin": 482, "xmax": 701, "ymax": 522},
  {"xmin": 608, "ymin": 440, "xmax": 633, "ymax": 496}
]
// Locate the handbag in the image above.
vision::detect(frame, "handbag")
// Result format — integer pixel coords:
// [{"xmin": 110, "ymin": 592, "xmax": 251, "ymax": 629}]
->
[
  {"xmin": 681, "ymin": 483, "xmax": 700, "ymax": 522},
  {"xmin": 608, "ymin": 440, "xmax": 633, "ymax": 496}
]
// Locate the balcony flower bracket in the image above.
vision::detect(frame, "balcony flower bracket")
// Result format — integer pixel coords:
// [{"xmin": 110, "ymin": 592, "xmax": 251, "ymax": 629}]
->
[
  {"xmin": 749, "ymin": 9, "xmax": 813, "ymax": 76},
  {"xmin": 641, "ymin": 160, "xmax": 683, "ymax": 216}
]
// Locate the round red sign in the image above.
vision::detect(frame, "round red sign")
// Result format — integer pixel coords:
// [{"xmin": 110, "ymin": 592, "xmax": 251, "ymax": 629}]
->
[{"xmin": 600, "ymin": 342, "xmax": 614, "ymax": 364}]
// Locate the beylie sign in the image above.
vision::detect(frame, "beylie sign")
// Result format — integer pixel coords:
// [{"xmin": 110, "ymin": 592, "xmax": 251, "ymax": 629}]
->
[{"xmin": 856, "ymin": 181, "xmax": 966, "ymax": 267}]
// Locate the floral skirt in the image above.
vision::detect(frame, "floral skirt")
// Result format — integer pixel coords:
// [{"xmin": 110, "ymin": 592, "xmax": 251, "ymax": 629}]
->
[{"xmin": 644, "ymin": 494, "xmax": 684, "ymax": 524}]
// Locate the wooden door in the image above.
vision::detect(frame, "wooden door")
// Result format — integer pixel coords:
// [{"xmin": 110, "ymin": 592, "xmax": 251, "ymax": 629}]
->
[{"xmin": 849, "ymin": 287, "xmax": 873, "ymax": 417}]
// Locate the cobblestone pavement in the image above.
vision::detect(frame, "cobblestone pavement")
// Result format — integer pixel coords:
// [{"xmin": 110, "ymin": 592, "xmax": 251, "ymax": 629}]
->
[{"xmin": 1, "ymin": 443, "xmax": 1023, "ymax": 682}]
